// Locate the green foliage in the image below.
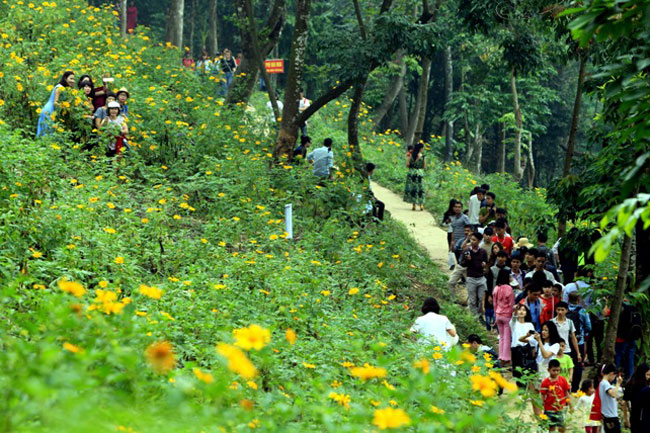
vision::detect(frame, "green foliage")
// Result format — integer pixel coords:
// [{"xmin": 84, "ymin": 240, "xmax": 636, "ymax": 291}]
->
[{"xmin": 0, "ymin": 1, "xmax": 535, "ymax": 431}]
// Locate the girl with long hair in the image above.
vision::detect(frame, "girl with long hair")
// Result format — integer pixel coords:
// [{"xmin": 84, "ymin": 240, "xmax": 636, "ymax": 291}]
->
[
  {"xmin": 37, "ymin": 71, "xmax": 75, "ymax": 137},
  {"xmin": 624, "ymin": 363, "xmax": 650, "ymax": 432},
  {"xmin": 403, "ymin": 143, "xmax": 425, "ymax": 211}
]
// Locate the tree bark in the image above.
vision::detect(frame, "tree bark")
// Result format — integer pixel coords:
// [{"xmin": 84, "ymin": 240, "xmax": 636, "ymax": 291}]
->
[
  {"xmin": 226, "ymin": 0, "xmax": 286, "ymax": 106},
  {"xmin": 120, "ymin": 0, "xmax": 127, "ymax": 38},
  {"xmin": 497, "ymin": 122, "xmax": 506, "ymax": 173},
  {"xmin": 273, "ymin": 0, "xmax": 311, "ymax": 160},
  {"xmin": 241, "ymin": 0, "xmax": 280, "ymax": 121},
  {"xmin": 526, "ymin": 133, "xmax": 535, "ymax": 188},
  {"xmin": 562, "ymin": 55, "xmax": 587, "ymax": 177},
  {"xmin": 602, "ymin": 233, "xmax": 633, "ymax": 364},
  {"xmin": 165, "ymin": 0, "xmax": 185, "ymax": 49},
  {"xmin": 348, "ymin": 77, "xmax": 369, "ymax": 177},
  {"xmin": 443, "ymin": 45, "xmax": 454, "ymax": 161},
  {"xmin": 398, "ymin": 84, "xmax": 409, "ymax": 136},
  {"xmin": 510, "ymin": 68, "xmax": 523, "ymax": 181},
  {"xmin": 206, "ymin": 0, "xmax": 219, "ymax": 56},
  {"xmin": 189, "ymin": 0, "xmax": 197, "ymax": 54},
  {"xmin": 474, "ymin": 123, "xmax": 483, "ymax": 173},
  {"xmin": 412, "ymin": 56, "xmax": 432, "ymax": 146},
  {"xmin": 373, "ymin": 50, "xmax": 406, "ymax": 128},
  {"xmin": 406, "ymin": 56, "xmax": 432, "ymax": 146}
]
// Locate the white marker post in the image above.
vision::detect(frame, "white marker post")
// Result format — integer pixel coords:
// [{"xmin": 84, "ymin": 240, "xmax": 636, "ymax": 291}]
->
[{"xmin": 285, "ymin": 204, "xmax": 293, "ymax": 239}]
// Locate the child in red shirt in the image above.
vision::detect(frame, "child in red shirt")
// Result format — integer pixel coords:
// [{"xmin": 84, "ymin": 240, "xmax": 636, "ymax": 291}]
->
[
  {"xmin": 539, "ymin": 280, "xmax": 559, "ymax": 324},
  {"xmin": 540, "ymin": 359, "xmax": 571, "ymax": 432}
]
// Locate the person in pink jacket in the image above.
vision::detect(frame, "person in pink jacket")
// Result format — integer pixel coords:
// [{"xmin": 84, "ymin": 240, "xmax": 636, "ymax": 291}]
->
[{"xmin": 492, "ymin": 268, "xmax": 515, "ymax": 363}]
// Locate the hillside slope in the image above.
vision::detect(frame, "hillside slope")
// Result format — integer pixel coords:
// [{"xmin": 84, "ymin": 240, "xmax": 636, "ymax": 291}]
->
[{"xmin": 0, "ymin": 1, "xmax": 533, "ymax": 432}]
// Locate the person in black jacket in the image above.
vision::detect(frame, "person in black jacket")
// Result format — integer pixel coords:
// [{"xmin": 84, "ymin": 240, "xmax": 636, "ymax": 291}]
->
[{"xmin": 461, "ymin": 232, "xmax": 488, "ymax": 318}]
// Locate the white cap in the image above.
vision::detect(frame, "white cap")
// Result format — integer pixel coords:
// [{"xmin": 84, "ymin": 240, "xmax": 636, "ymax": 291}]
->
[{"xmin": 107, "ymin": 101, "xmax": 121, "ymax": 109}]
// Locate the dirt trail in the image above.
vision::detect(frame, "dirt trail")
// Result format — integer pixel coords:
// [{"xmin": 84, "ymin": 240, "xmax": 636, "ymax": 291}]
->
[{"xmin": 371, "ymin": 182, "xmax": 450, "ymax": 273}]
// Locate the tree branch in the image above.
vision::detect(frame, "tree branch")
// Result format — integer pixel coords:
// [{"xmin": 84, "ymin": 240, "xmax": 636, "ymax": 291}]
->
[
  {"xmin": 296, "ymin": 79, "xmax": 355, "ymax": 125},
  {"xmin": 352, "ymin": 0, "xmax": 367, "ymax": 40}
]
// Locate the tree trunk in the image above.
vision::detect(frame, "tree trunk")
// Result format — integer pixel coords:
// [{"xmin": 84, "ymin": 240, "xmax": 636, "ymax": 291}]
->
[
  {"xmin": 348, "ymin": 77, "xmax": 369, "ymax": 177},
  {"xmin": 474, "ymin": 123, "xmax": 483, "ymax": 173},
  {"xmin": 526, "ymin": 133, "xmax": 535, "ymax": 189},
  {"xmin": 165, "ymin": 0, "xmax": 185, "ymax": 49},
  {"xmin": 398, "ymin": 84, "xmax": 409, "ymax": 136},
  {"xmin": 206, "ymin": 0, "xmax": 219, "ymax": 56},
  {"xmin": 558, "ymin": 55, "xmax": 587, "ymax": 238},
  {"xmin": 406, "ymin": 56, "xmax": 432, "ymax": 146},
  {"xmin": 240, "ymin": 0, "xmax": 280, "ymax": 121},
  {"xmin": 443, "ymin": 45, "xmax": 454, "ymax": 161},
  {"xmin": 497, "ymin": 122, "xmax": 506, "ymax": 173},
  {"xmin": 372, "ymin": 51, "xmax": 406, "ymax": 128},
  {"xmin": 463, "ymin": 115, "xmax": 473, "ymax": 165},
  {"xmin": 562, "ymin": 55, "xmax": 587, "ymax": 177},
  {"xmin": 189, "ymin": 0, "xmax": 197, "ymax": 53},
  {"xmin": 273, "ymin": 0, "xmax": 311, "ymax": 160},
  {"xmin": 602, "ymin": 233, "xmax": 633, "ymax": 364},
  {"xmin": 120, "ymin": 0, "xmax": 127, "ymax": 38},
  {"xmin": 226, "ymin": 0, "xmax": 286, "ymax": 106},
  {"xmin": 510, "ymin": 68, "xmax": 523, "ymax": 181}
]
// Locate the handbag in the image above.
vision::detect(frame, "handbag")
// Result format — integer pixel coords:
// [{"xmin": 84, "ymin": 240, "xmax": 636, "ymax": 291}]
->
[{"xmin": 513, "ymin": 344, "xmax": 537, "ymax": 371}]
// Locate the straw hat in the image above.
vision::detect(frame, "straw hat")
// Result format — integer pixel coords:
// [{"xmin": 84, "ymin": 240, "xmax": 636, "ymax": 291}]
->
[
  {"xmin": 516, "ymin": 237, "xmax": 531, "ymax": 249},
  {"xmin": 116, "ymin": 87, "xmax": 130, "ymax": 98}
]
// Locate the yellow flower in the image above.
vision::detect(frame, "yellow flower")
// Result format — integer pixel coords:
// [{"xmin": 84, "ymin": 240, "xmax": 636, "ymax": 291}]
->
[
  {"xmin": 103, "ymin": 227, "xmax": 116, "ymax": 234},
  {"xmin": 269, "ymin": 234, "xmax": 279, "ymax": 240},
  {"xmin": 58, "ymin": 279, "xmax": 86, "ymax": 297},
  {"xmin": 539, "ymin": 413, "xmax": 548, "ymax": 420},
  {"xmin": 470, "ymin": 400, "xmax": 484, "ymax": 407},
  {"xmin": 63, "ymin": 342, "xmax": 83, "ymax": 353},
  {"xmin": 114, "ymin": 256, "xmax": 125, "ymax": 264},
  {"xmin": 320, "ymin": 290, "xmax": 331, "ymax": 296},
  {"xmin": 98, "ymin": 280, "xmax": 109, "ymax": 288},
  {"xmin": 470, "ymin": 374, "xmax": 498, "ymax": 398},
  {"xmin": 145, "ymin": 341, "xmax": 176, "ymax": 374},
  {"xmin": 139, "ymin": 284, "xmax": 162, "ymax": 300},
  {"xmin": 193, "ymin": 368, "xmax": 214, "ymax": 383},
  {"xmin": 348, "ymin": 287, "xmax": 359, "ymax": 295},
  {"xmin": 430, "ymin": 405, "xmax": 445, "ymax": 414},
  {"xmin": 233, "ymin": 324, "xmax": 271, "ymax": 351},
  {"xmin": 216, "ymin": 343, "xmax": 257, "ymax": 379},
  {"xmin": 302, "ymin": 362, "xmax": 316, "ymax": 369},
  {"xmin": 432, "ymin": 352, "xmax": 443, "ymax": 360},
  {"xmin": 372, "ymin": 408, "xmax": 410, "ymax": 430},
  {"xmin": 489, "ymin": 371, "xmax": 518, "ymax": 392},
  {"xmin": 413, "ymin": 359, "xmax": 430, "ymax": 374},
  {"xmin": 349, "ymin": 363, "xmax": 387, "ymax": 380},
  {"xmin": 328, "ymin": 392, "xmax": 351, "ymax": 409},
  {"xmin": 32, "ymin": 251, "xmax": 43, "ymax": 258},
  {"xmin": 285, "ymin": 328, "xmax": 297, "ymax": 345}
]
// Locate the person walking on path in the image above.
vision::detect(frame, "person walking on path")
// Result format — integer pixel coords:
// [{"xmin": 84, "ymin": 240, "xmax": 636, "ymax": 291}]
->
[
  {"xmin": 403, "ymin": 143, "xmax": 425, "ymax": 211},
  {"xmin": 492, "ymin": 268, "xmax": 514, "ymax": 364},
  {"xmin": 37, "ymin": 71, "xmax": 76, "ymax": 137},
  {"xmin": 460, "ymin": 232, "xmax": 488, "ymax": 319}
]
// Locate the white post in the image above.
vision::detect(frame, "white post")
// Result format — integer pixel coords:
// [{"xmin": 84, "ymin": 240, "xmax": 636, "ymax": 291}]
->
[{"xmin": 285, "ymin": 204, "xmax": 293, "ymax": 239}]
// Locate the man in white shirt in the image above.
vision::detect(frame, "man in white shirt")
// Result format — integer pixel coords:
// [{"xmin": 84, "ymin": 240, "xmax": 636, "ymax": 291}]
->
[
  {"xmin": 410, "ymin": 297, "xmax": 458, "ymax": 350},
  {"xmin": 467, "ymin": 188, "xmax": 485, "ymax": 225},
  {"xmin": 298, "ymin": 87, "xmax": 310, "ymax": 136}
]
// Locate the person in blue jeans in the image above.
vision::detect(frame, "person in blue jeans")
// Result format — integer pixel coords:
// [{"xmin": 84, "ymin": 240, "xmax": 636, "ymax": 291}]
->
[
  {"xmin": 220, "ymin": 48, "xmax": 236, "ymax": 95},
  {"xmin": 616, "ymin": 303, "xmax": 639, "ymax": 380}
]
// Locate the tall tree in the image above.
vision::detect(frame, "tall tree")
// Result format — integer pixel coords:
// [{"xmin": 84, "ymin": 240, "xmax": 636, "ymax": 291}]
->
[
  {"xmin": 119, "ymin": 0, "xmax": 127, "ymax": 38},
  {"xmin": 273, "ymin": 0, "xmax": 311, "ymax": 159},
  {"xmin": 443, "ymin": 45, "xmax": 454, "ymax": 161},
  {"xmin": 165, "ymin": 0, "xmax": 185, "ymax": 48},
  {"xmin": 226, "ymin": 0, "xmax": 286, "ymax": 106},
  {"xmin": 372, "ymin": 51, "xmax": 406, "ymax": 128},
  {"xmin": 206, "ymin": 0, "xmax": 219, "ymax": 56}
]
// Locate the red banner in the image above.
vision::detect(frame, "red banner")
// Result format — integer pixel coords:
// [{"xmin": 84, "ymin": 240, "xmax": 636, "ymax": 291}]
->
[{"xmin": 264, "ymin": 59, "xmax": 285, "ymax": 74}]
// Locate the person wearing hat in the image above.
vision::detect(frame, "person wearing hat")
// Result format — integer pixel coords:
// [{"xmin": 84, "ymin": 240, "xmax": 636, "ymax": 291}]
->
[
  {"xmin": 116, "ymin": 87, "xmax": 130, "ymax": 117},
  {"xmin": 516, "ymin": 237, "xmax": 531, "ymax": 250},
  {"xmin": 101, "ymin": 100, "xmax": 128, "ymax": 157}
]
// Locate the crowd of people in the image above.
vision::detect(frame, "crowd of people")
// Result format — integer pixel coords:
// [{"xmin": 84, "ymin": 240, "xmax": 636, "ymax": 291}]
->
[
  {"xmin": 183, "ymin": 48, "xmax": 240, "ymax": 94},
  {"xmin": 37, "ymin": 71, "xmax": 131, "ymax": 158},
  {"xmin": 406, "ymin": 179, "xmax": 647, "ymax": 432}
]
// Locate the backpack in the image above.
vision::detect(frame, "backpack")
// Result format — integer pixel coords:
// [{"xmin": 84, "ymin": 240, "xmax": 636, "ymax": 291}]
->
[
  {"xmin": 566, "ymin": 306, "xmax": 583, "ymax": 339},
  {"xmin": 628, "ymin": 305, "xmax": 643, "ymax": 340}
]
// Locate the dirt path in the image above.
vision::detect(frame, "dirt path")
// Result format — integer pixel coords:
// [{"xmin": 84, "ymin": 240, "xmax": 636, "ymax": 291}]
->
[{"xmin": 371, "ymin": 182, "xmax": 451, "ymax": 273}]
